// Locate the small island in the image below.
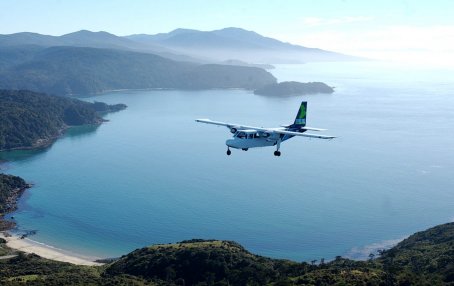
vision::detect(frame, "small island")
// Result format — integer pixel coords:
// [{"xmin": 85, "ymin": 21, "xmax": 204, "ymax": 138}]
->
[{"xmin": 254, "ymin": 81, "xmax": 334, "ymax": 96}]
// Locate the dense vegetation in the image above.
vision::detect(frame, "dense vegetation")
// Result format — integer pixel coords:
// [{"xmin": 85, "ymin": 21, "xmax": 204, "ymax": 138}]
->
[
  {"xmin": 0, "ymin": 253, "xmax": 153, "ymax": 285},
  {"xmin": 1, "ymin": 223, "xmax": 454, "ymax": 285},
  {"xmin": 0, "ymin": 174, "xmax": 27, "ymax": 214},
  {"xmin": 377, "ymin": 223, "xmax": 454, "ymax": 285},
  {"xmin": 254, "ymin": 81, "xmax": 334, "ymax": 96},
  {"xmin": 0, "ymin": 46, "xmax": 277, "ymax": 95},
  {"xmin": 0, "ymin": 173, "xmax": 29, "ymax": 230},
  {"xmin": 0, "ymin": 90, "xmax": 125, "ymax": 150}
]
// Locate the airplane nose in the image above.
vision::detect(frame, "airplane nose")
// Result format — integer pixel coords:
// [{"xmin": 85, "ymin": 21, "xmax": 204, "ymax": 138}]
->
[{"xmin": 226, "ymin": 139, "xmax": 236, "ymax": 148}]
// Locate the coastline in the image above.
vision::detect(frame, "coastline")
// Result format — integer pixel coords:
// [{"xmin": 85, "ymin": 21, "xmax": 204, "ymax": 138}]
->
[{"xmin": 0, "ymin": 232, "xmax": 103, "ymax": 266}]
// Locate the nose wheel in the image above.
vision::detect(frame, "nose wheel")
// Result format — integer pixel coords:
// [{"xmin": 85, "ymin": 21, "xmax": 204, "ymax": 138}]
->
[
  {"xmin": 274, "ymin": 151, "xmax": 281, "ymax": 156},
  {"xmin": 227, "ymin": 148, "xmax": 231, "ymax": 156}
]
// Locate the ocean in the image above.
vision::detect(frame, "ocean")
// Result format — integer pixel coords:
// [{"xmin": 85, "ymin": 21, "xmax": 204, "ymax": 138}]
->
[{"xmin": 2, "ymin": 61, "xmax": 454, "ymax": 261}]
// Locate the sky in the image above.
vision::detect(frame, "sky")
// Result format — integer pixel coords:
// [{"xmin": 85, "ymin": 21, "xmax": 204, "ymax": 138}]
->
[{"xmin": 1, "ymin": 0, "xmax": 453, "ymax": 65}]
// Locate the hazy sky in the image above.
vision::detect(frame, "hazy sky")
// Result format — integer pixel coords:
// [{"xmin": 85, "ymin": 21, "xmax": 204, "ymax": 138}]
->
[{"xmin": 1, "ymin": 0, "xmax": 453, "ymax": 65}]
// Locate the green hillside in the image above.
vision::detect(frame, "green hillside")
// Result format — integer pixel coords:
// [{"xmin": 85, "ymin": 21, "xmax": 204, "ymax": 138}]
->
[
  {"xmin": 0, "ymin": 46, "xmax": 277, "ymax": 95},
  {"xmin": 0, "ymin": 90, "xmax": 125, "ymax": 150},
  {"xmin": 1, "ymin": 222, "xmax": 454, "ymax": 285}
]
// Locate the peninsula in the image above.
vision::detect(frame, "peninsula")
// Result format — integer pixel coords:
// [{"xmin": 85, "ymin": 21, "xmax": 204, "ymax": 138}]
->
[
  {"xmin": 254, "ymin": 81, "xmax": 334, "ymax": 96},
  {"xmin": 0, "ymin": 90, "xmax": 126, "ymax": 151}
]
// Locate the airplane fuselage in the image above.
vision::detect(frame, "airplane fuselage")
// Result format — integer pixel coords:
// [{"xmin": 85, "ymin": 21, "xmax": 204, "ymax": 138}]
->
[{"xmin": 226, "ymin": 129, "xmax": 290, "ymax": 150}]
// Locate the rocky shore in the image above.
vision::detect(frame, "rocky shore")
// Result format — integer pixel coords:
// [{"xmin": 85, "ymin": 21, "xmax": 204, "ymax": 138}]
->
[{"xmin": 0, "ymin": 173, "xmax": 31, "ymax": 231}]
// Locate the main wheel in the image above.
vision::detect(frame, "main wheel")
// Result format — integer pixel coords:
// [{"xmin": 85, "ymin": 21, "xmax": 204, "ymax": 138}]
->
[
  {"xmin": 242, "ymin": 148, "xmax": 248, "ymax": 151},
  {"xmin": 227, "ymin": 150, "xmax": 231, "ymax": 156},
  {"xmin": 274, "ymin": 151, "xmax": 281, "ymax": 156}
]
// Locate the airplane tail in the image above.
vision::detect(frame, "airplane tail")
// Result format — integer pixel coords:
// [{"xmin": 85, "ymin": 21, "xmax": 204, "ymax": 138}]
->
[{"xmin": 292, "ymin": 101, "xmax": 307, "ymax": 128}]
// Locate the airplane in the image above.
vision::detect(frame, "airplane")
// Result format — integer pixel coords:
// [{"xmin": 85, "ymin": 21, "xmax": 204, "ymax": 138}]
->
[{"xmin": 196, "ymin": 101, "xmax": 335, "ymax": 156}]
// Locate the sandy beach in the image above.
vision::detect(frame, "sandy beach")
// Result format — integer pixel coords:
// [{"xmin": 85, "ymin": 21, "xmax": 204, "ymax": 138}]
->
[{"xmin": 0, "ymin": 232, "xmax": 103, "ymax": 266}]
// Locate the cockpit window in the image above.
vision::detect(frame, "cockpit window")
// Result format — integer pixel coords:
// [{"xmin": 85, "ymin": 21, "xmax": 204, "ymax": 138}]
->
[
  {"xmin": 237, "ymin": 132, "xmax": 246, "ymax": 139},
  {"xmin": 248, "ymin": 134, "xmax": 254, "ymax": 139}
]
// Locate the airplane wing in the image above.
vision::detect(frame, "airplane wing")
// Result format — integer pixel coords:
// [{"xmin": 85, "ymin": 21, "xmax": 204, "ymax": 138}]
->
[{"xmin": 195, "ymin": 119, "xmax": 263, "ymax": 130}]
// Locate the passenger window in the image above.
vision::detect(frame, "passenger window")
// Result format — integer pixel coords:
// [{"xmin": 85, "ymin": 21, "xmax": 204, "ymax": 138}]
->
[
  {"xmin": 248, "ymin": 134, "xmax": 254, "ymax": 139},
  {"xmin": 238, "ymin": 132, "xmax": 246, "ymax": 139}
]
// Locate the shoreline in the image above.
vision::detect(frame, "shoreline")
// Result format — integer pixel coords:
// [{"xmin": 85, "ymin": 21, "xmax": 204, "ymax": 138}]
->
[{"xmin": 0, "ymin": 232, "xmax": 104, "ymax": 266}]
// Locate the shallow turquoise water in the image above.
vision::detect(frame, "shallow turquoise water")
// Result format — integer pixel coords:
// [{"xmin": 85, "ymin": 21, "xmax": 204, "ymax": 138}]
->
[{"xmin": 2, "ymin": 62, "xmax": 454, "ymax": 261}]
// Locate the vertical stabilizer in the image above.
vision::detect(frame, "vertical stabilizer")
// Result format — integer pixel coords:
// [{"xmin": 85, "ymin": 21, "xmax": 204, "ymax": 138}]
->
[{"xmin": 293, "ymin": 101, "xmax": 307, "ymax": 127}]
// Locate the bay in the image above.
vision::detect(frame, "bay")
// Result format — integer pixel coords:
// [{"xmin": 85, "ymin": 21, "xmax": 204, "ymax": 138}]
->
[{"xmin": 2, "ymin": 61, "xmax": 454, "ymax": 261}]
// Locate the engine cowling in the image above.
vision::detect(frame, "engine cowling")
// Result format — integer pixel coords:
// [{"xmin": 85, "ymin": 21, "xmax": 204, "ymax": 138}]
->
[{"xmin": 230, "ymin": 127, "xmax": 238, "ymax": 134}]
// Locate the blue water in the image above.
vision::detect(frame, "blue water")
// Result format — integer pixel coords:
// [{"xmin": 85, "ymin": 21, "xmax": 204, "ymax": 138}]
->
[{"xmin": 2, "ymin": 61, "xmax": 454, "ymax": 261}]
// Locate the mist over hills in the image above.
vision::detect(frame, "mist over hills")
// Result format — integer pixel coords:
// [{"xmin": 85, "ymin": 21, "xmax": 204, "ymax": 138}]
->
[
  {"xmin": 126, "ymin": 27, "xmax": 359, "ymax": 63},
  {"xmin": 0, "ymin": 27, "xmax": 357, "ymax": 95},
  {"xmin": 0, "ymin": 46, "xmax": 276, "ymax": 95},
  {"xmin": 1, "ymin": 28, "xmax": 358, "ymax": 64},
  {"xmin": 0, "ymin": 30, "xmax": 197, "ymax": 63}
]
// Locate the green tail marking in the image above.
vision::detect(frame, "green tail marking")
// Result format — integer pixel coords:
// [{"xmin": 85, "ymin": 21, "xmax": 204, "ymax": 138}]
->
[{"xmin": 294, "ymin": 102, "xmax": 307, "ymax": 126}]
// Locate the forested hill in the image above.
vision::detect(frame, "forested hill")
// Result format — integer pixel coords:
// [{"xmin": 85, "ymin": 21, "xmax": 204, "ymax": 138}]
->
[
  {"xmin": 0, "ymin": 90, "xmax": 126, "ymax": 150},
  {"xmin": 102, "ymin": 223, "xmax": 454, "ymax": 285},
  {"xmin": 1, "ymin": 222, "xmax": 454, "ymax": 284},
  {"xmin": 0, "ymin": 46, "xmax": 277, "ymax": 95}
]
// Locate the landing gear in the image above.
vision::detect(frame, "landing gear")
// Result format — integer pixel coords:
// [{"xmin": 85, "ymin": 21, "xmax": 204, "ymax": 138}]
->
[
  {"xmin": 274, "ymin": 138, "xmax": 282, "ymax": 157},
  {"xmin": 226, "ymin": 148, "xmax": 231, "ymax": 156},
  {"xmin": 242, "ymin": 148, "xmax": 248, "ymax": 151}
]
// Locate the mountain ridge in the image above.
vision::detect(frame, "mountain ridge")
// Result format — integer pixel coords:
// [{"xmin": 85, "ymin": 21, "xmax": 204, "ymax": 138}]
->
[
  {"xmin": 1, "ymin": 28, "xmax": 360, "ymax": 64},
  {"xmin": 125, "ymin": 27, "xmax": 359, "ymax": 63}
]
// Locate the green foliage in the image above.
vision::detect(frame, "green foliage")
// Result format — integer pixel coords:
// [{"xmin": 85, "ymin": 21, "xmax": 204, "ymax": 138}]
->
[
  {"xmin": 106, "ymin": 240, "xmax": 306, "ymax": 285},
  {"xmin": 254, "ymin": 81, "xmax": 334, "ymax": 96},
  {"xmin": 0, "ymin": 253, "xmax": 153, "ymax": 285},
  {"xmin": 378, "ymin": 222, "xmax": 454, "ymax": 285},
  {"xmin": 0, "ymin": 173, "xmax": 27, "ymax": 214},
  {"xmin": 0, "ymin": 90, "xmax": 124, "ymax": 150},
  {"xmin": 0, "ymin": 46, "xmax": 277, "ymax": 95}
]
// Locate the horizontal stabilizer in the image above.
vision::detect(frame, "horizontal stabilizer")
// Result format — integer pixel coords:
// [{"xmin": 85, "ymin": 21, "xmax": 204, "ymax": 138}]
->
[
  {"xmin": 280, "ymin": 125, "xmax": 326, "ymax": 131},
  {"xmin": 274, "ymin": 130, "xmax": 336, "ymax": 139}
]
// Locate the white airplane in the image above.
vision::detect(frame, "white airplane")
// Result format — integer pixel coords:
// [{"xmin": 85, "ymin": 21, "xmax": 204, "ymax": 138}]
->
[{"xmin": 196, "ymin": 101, "xmax": 335, "ymax": 156}]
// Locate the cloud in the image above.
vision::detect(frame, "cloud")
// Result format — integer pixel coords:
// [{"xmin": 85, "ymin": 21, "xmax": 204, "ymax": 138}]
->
[
  {"xmin": 291, "ymin": 25, "xmax": 454, "ymax": 66},
  {"xmin": 302, "ymin": 16, "xmax": 374, "ymax": 27}
]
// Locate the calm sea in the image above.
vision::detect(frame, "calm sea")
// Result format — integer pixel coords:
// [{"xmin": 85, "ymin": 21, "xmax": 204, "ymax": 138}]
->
[{"xmin": 2, "ymin": 61, "xmax": 454, "ymax": 261}]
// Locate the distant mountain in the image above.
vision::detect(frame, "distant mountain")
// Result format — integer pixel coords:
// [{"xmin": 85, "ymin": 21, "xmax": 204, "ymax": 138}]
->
[
  {"xmin": 0, "ymin": 30, "xmax": 199, "ymax": 63},
  {"xmin": 126, "ymin": 27, "xmax": 359, "ymax": 63},
  {"xmin": 0, "ymin": 90, "xmax": 126, "ymax": 150},
  {"xmin": 0, "ymin": 28, "xmax": 360, "ymax": 64},
  {"xmin": 0, "ymin": 46, "xmax": 276, "ymax": 95}
]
